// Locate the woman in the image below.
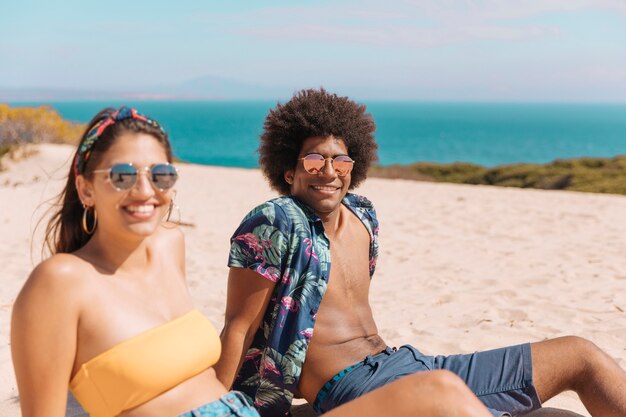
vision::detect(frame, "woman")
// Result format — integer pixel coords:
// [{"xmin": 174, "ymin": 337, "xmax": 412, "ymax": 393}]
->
[{"xmin": 11, "ymin": 106, "xmax": 491, "ymax": 417}]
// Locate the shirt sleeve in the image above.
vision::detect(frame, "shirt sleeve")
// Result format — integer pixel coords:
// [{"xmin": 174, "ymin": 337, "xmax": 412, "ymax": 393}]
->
[
  {"xmin": 228, "ymin": 202, "xmax": 290, "ymax": 283},
  {"xmin": 369, "ymin": 208, "xmax": 379, "ymax": 277},
  {"xmin": 361, "ymin": 197, "xmax": 379, "ymax": 278}
]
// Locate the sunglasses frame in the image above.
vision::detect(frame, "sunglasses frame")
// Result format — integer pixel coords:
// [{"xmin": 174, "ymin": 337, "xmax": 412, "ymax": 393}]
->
[
  {"xmin": 91, "ymin": 162, "xmax": 179, "ymax": 192},
  {"xmin": 298, "ymin": 153, "xmax": 355, "ymax": 177}
]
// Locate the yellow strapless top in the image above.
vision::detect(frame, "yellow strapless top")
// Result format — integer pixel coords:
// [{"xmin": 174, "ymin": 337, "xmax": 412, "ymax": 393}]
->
[{"xmin": 69, "ymin": 309, "xmax": 221, "ymax": 417}]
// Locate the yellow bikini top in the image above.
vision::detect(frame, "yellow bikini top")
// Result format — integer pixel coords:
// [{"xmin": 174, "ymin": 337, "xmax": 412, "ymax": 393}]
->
[{"xmin": 70, "ymin": 309, "xmax": 221, "ymax": 417}]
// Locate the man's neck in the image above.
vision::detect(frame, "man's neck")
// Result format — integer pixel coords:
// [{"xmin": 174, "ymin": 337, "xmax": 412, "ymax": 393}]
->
[{"xmin": 316, "ymin": 205, "xmax": 348, "ymax": 239}]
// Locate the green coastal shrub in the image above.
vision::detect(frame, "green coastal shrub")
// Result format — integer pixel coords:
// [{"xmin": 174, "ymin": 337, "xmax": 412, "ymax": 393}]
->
[{"xmin": 370, "ymin": 156, "xmax": 626, "ymax": 196}]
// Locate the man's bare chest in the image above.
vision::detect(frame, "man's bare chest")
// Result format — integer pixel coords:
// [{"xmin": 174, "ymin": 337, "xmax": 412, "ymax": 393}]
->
[{"xmin": 327, "ymin": 221, "xmax": 371, "ymax": 296}]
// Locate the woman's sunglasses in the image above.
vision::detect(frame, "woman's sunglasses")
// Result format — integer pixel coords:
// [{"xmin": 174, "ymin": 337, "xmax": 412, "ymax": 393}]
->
[
  {"xmin": 92, "ymin": 163, "xmax": 179, "ymax": 191},
  {"xmin": 299, "ymin": 153, "xmax": 355, "ymax": 177}
]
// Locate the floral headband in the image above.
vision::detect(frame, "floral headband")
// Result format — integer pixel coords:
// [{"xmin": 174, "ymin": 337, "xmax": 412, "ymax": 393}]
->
[{"xmin": 73, "ymin": 106, "xmax": 165, "ymax": 177}]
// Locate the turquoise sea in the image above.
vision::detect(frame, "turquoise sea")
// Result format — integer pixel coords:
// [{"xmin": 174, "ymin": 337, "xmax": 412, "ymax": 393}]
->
[{"xmin": 14, "ymin": 101, "xmax": 626, "ymax": 168}]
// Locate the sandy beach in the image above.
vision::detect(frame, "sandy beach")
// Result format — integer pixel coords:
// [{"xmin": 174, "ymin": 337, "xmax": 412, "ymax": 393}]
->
[{"xmin": 1, "ymin": 144, "xmax": 625, "ymax": 416}]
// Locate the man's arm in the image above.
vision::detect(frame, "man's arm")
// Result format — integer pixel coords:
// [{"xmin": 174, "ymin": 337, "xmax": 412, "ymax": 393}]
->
[{"xmin": 214, "ymin": 266, "xmax": 276, "ymax": 389}]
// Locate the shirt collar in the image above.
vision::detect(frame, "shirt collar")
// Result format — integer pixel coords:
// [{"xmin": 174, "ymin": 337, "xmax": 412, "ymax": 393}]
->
[{"xmin": 289, "ymin": 192, "xmax": 373, "ymax": 224}]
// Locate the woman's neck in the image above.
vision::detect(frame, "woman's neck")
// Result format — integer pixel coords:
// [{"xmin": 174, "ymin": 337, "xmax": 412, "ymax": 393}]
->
[{"xmin": 78, "ymin": 229, "xmax": 153, "ymax": 275}]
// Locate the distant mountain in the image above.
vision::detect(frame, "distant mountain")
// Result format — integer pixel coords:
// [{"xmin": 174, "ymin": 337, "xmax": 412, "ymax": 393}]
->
[{"xmin": 0, "ymin": 76, "xmax": 289, "ymax": 101}]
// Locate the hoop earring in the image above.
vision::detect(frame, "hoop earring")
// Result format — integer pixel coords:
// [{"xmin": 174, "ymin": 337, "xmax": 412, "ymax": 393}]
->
[{"xmin": 82, "ymin": 205, "xmax": 97, "ymax": 235}]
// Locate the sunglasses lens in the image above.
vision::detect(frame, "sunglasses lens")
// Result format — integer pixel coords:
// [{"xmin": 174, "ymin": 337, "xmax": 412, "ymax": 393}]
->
[
  {"xmin": 151, "ymin": 164, "xmax": 178, "ymax": 190},
  {"xmin": 109, "ymin": 164, "xmax": 138, "ymax": 190},
  {"xmin": 302, "ymin": 154, "xmax": 325, "ymax": 174},
  {"xmin": 332, "ymin": 156, "xmax": 354, "ymax": 176}
]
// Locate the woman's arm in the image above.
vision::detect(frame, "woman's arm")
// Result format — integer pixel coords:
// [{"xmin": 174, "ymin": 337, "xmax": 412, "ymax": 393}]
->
[{"xmin": 11, "ymin": 257, "xmax": 81, "ymax": 417}]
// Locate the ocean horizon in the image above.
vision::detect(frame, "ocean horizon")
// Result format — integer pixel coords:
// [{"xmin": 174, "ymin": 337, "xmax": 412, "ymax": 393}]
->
[{"xmin": 9, "ymin": 100, "xmax": 626, "ymax": 168}]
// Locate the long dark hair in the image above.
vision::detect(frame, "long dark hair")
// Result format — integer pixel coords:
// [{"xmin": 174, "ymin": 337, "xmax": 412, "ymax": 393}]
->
[{"xmin": 44, "ymin": 107, "xmax": 173, "ymax": 254}]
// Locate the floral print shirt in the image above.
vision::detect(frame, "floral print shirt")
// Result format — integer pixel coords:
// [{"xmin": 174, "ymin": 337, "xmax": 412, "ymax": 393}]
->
[{"xmin": 228, "ymin": 193, "xmax": 379, "ymax": 417}]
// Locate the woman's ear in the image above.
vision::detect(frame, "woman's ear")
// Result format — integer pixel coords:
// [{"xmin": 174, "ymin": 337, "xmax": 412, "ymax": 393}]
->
[
  {"xmin": 284, "ymin": 170, "xmax": 294, "ymax": 185},
  {"xmin": 75, "ymin": 175, "xmax": 95, "ymax": 207}
]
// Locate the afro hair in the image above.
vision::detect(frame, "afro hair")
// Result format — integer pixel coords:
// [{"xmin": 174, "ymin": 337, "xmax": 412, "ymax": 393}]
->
[{"xmin": 259, "ymin": 88, "xmax": 378, "ymax": 195}]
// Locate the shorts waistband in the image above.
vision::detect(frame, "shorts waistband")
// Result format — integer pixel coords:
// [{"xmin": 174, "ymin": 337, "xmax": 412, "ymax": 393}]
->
[
  {"xmin": 179, "ymin": 391, "xmax": 256, "ymax": 417},
  {"xmin": 312, "ymin": 365, "xmax": 358, "ymax": 413},
  {"xmin": 312, "ymin": 347, "xmax": 395, "ymax": 413}
]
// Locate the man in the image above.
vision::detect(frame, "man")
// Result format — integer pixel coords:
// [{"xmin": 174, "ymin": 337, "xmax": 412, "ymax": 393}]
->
[{"xmin": 214, "ymin": 88, "xmax": 626, "ymax": 417}]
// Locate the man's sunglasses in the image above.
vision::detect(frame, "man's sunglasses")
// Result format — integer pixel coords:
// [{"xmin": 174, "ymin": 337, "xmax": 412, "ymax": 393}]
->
[
  {"xmin": 92, "ymin": 163, "xmax": 179, "ymax": 191},
  {"xmin": 299, "ymin": 153, "xmax": 355, "ymax": 177}
]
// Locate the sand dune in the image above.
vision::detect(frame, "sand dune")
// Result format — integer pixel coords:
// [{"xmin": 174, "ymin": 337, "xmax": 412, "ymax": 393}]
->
[{"xmin": 2, "ymin": 144, "xmax": 625, "ymax": 416}]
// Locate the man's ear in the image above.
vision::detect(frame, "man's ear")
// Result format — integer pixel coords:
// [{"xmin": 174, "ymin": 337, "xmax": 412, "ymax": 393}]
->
[
  {"xmin": 75, "ymin": 175, "xmax": 95, "ymax": 207},
  {"xmin": 284, "ymin": 169, "xmax": 294, "ymax": 185}
]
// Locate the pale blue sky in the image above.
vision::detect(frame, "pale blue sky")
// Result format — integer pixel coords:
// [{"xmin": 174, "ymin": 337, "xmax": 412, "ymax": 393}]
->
[{"xmin": 2, "ymin": 0, "xmax": 626, "ymax": 101}]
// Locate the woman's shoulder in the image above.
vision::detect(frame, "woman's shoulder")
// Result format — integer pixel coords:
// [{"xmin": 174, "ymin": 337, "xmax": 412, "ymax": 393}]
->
[
  {"xmin": 150, "ymin": 225, "xmax": 185, "ymax": 254},
  {"xmin": 31, "ymin": 253, "xmax": 91, "ymax": 282},
  {"xmin": 14, "ymin": 254, "xmax": 92, "ymax": 317},
  {"xmin": 21, "ymin": 254, "xmax": 93, "ymax": 298},
  {"xmin": 156, "ymin": 224, "xmax": 185, "ymax": 243}
]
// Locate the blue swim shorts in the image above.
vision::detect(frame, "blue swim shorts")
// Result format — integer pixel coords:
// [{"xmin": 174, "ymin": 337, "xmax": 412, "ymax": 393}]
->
[
  {"xmin": 178, "ymin": 391, "xmax": 260, "ymax": 417},
  {"xmin": 313, "ymin": 343, "xmax": 541, "ymax": 417}
]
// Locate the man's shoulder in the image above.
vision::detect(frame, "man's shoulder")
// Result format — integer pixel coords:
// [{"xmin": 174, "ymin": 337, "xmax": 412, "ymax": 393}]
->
[
  {"xmin": 240, "ymin": 196, "xmax": 305, "ymax": 226},
  {"xmin": 344, "ymin": 192, "xmax": 376, "ymax": 210},
  {"xmin": 344, "ymin": 193, "xmax": 379, "ymax": 238}
]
